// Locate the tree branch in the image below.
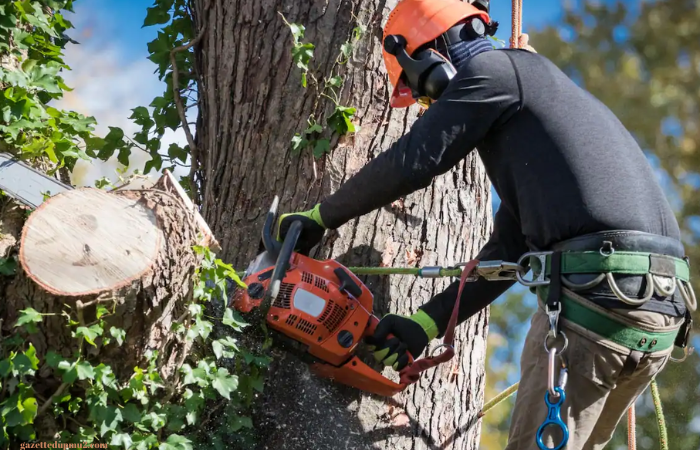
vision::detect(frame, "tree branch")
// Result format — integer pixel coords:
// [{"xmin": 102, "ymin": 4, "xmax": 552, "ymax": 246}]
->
[{"xmin": 170, "ymin": 0, "xmax": 210, "ymax": 205}]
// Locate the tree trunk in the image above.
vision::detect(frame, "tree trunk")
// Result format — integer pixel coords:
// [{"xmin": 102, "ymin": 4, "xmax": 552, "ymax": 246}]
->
[
  {"xmin": 0, "ymin": 177, "xmax": 205, "ymax": 438},
  {"xmin": 193, "ymin": 1, "xmax": 493, "ymax": 449}
]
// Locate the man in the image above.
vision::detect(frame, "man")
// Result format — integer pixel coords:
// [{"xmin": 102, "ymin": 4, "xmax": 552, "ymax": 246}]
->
[{"xmin": 276, "ymin": 1, "xmax": 694, "ymax": 448}]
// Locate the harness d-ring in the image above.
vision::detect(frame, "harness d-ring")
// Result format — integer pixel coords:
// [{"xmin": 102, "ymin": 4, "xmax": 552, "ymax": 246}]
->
[
  {"xmin": 652, "ymin": 275, "xmax": 676, "ymax": 297},
  {"xmin": 669, "ymin": 345, "xmax": 694, "ymax": 363},
  {"xmin": 543, "ymin": 330, "xmax": 568, "ymax": 355},
  {"xmin": 536, "ymin": 387, "xmax": 569, "ymax": 450},
  {"xmin": 430, "ymin": 343, "xmax": 455, "ymax": 357},
  {"xmin": 561, "ymin": 273, "xmax": 605, "ymax": 291},
  {"xmin": 606, "ymin": 272, "xmax": 654, "ymax": 306},
  {"xmin": 678, "ymin": 279, "xmax": 697, "ymax": 312}
]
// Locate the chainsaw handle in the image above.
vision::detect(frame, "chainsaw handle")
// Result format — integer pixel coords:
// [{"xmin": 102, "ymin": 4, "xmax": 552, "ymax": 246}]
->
[
  {"xmin": 261, "ymin": 195, "xmax": 282, "ymax": 257},
  {"xmin": 264, "ymin": 220, "xmax": 302, "ymax": 305},
  {"xmin": 366, "ymin": 315, "xmax": 415, "ymax": 369}
]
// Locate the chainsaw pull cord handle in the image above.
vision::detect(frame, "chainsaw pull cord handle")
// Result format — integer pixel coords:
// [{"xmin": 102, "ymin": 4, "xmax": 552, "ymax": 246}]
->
[
  {"xmin": 262, "ymin": 220, "xmax": 303, "ymax": 310},
  {"xmin": 398, "ymin": 259, "xmax": 480, "ymax": 385}
]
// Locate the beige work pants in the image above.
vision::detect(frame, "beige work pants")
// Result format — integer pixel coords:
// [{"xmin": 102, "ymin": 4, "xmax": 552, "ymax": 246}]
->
[{"xmin": 505, "ymin": 288, "xmax": 683, "ymax": 450}]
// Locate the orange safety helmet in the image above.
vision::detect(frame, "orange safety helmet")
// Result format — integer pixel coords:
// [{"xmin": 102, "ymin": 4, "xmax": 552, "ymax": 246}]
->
[{"xmin": 382, "ymin": 0, "xmax": 493, "ymax": 108}]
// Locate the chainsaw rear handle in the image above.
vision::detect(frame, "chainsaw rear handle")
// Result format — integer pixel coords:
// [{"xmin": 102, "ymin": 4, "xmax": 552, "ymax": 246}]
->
[
  {"xmin": 366, "ymin": 315, "xmax": 415, "ymax": 369},
  {"xmin": 265, "ymin": 219, "xmax": 303, "ymax": 305},
  {"xmin": 261, "ymin": 195, "xmax": 283, "ymax": 257}
]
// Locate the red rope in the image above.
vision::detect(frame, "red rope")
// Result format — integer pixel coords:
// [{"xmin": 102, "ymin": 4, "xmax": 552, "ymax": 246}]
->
[{"xmin": 628, "ymin": 405, "xmax": 637, "ymax": 450}]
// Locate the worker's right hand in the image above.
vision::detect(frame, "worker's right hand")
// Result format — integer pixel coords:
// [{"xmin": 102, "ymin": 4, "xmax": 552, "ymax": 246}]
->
[
  {"xmin": 365, "ymin": 311, "xmax": 440, "ymax": 371},
  {"xmin": 276, "ymin": 204, "xmax": 327, "ymax": 255}
]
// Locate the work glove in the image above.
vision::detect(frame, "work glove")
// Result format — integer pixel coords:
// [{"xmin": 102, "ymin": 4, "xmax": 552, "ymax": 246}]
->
[
  {"xmin": 276, "ymin": 203, "xmax": 327, "ymax": 255},
  {"xmin": 365, "ymin": 310, "xmax": 440, "ymax": 371}
]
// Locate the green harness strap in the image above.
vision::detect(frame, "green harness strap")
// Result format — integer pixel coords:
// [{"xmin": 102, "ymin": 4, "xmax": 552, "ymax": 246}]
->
[
  {"xmin": 532, "ymin": 251, "xmax": 690, "ymax": 282},
  {"xmin": 537, "ymin": 286, "xmax": 681, "ymax": 352}
]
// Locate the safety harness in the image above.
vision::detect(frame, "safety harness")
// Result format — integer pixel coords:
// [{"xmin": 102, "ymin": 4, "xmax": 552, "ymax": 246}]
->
[{"xmin": 349, "ymin": 232, "xmax": 695, "ymax": 450}]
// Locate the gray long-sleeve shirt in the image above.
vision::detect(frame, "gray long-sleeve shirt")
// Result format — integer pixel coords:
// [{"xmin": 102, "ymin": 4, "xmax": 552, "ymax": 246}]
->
[{"xmin": 318, "ymin": 49, "xmax": 682, "ymax": 333}]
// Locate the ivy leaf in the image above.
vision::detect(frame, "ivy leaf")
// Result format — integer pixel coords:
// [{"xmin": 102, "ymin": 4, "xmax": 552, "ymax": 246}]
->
[
  {"xmin": 92, "ymin": 404, "xmax": 123, "ymax": 437},
  {"xmin": 327, "ymin": 106, "xmax": 357, "ymax": 135},
  {"xmin": 290, "ymin": 134, "xmax": 308, "ymax": 155},
  {"xmin": 340, "ymin": 42, "xmax": 353, "ymax": 60},
  {"xmin": 222, "ymin": 308, "xmax": 249, "ymax": 331},
  {"xmin": 76, "ymin": 361, "xmax": 95, "ymax": 380},
  {"xmin": 288, "ymin": 23, "xmax": 305, "ymax": 44},
  {"xmin": 0, "ymin": 359, "xmax": 12, "ymax": 377},
  {"xmin": 304, "ymin": 123, "xmax": 323, "ymax": 135},
  {"xmin": 74, "ymin": 324, "xmax": 103, "ymax": 347},
  {"xmin": 13, "ymin": 344, "xmax": 39, "ymax": 375},
  {"xmin": 0, "ymin": 257, "xmax": 17, "ymax": 275},
  {"xmin": 117, "ymin": 147, "xmax": 131, "ymax": 167},
  {"xmin": 313, "ymin": 139, "xmax": 331, "ymax": 159},
  {"xmin": 292, "ymin": 42, "xmax": 314, "ymax": 71},
  {"xmin": 109, "ymin": 327, "xmax": 126, "ymax": 346},
  {"xmin": 110, "ymin": 432, "xmax": 133, "ymax": 449},
  {"xmin": 20, "ymin": 397, "xmax": 38, "ymax": 425},
  {"xmin": 144, "ymin": 153, "xmax": 163, "ymax": 175},
  {"xmin": 327, "ymin": 75, "xmax": 343, "ymax": 87},
  {"xmin": 122, "ymin": 403, "xmax": 142, "ymax": 423},
  {"xmin": 230, "ymin": 415, "xmax": 253, "ymax": 432},
  {"xmin": 180, "ymin": 364, "xmax": 208, "ymax": 387},
  {"xmin": 142, "ymin": 411, "xmax": 167, "ymax": 432},
  {"xmin": 133, "ymin": 434, "xmax": 159, "ymax": 450},
  {"xmin": 58, "ymin": 361, "xmax": 77, "ymax": 383},
  {"xmin": 211, "ymin": 368, "xmax": 239, "ymax": 400},
  {"xmin": 14, "ymin": 307, "xmax": 42, "ymax": 328},
  {"xmin": 96, "ymin": 304, "xmax": 109, "ymax": 319},
  {"xmin": 159, "ymin": 434, "xmax": 193, "ymax": 450},
  {"xmin": 45, "ymin": 351, "xmax": 63, "ymax": 368},
  {"xmin": 212, "ymin": 336, "xmax": 239, "ymax": 360},
  {"xmin": 167, "ymin": 143, "xmax": 189, "ymax": 163},
  {"xmin": 143, "ymin": 7, "xmax": 171, "ymax": 27},
  {"xmin": 66, "ymin": 398, "xmax": 81, "ymax": 415}
]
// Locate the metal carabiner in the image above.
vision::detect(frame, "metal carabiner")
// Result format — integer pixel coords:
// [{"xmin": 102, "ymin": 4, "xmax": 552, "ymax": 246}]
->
[
  {"xmin": 475, "ymin": 260, "xmax": 525, "ymax": 281},
  {"xmin": 536, "ymin": 387, "xmax": 569, "ymax": 450},
  {"xmin": 678, "ymin": 279, "xmax": 698, "ymax": 312},
  {"xmin": 516, "ymin": 252, "xmax": 553, "ymax": 287},
  {"xmin": 606, "ymin": 272, "xmax": 654, "ymax": 306}
]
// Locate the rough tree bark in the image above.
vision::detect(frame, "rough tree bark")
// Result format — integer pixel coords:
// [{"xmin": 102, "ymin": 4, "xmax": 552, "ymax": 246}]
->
[
  {"xmin": 0, "ymin": 176, "xmax": 206, "ymax": 438},
  {"xmin": 192, "ymin": 1, "xmax": 493, "ymax": 449}
]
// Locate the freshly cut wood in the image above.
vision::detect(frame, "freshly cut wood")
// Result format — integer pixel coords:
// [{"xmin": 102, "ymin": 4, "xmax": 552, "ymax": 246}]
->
[
  {"xmin": 3, "ymin": 182, "xmax": 209, "ymax": 439},
  {"xmin": 19, "ymin": 188, "xmax": 162, "ymax": 296}
]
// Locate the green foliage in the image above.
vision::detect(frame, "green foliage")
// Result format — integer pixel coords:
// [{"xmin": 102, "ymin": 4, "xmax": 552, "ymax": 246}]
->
[
  {"xmin": 281, "ymin": 14, "xmax": 364, "ymax": 159},
  {"xmin": 0, "ymin": 2, "xmax": 271, "ymax": 447},
  {"xmin": 1, "ymin": 243, "xmax": 269, "ymax": 448}
]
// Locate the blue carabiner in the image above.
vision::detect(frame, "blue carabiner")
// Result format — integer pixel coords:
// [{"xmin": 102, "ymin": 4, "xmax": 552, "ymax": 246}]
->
[{"xmin": 536, "ymin": 386, "xmax": 569, "ymax": 450}]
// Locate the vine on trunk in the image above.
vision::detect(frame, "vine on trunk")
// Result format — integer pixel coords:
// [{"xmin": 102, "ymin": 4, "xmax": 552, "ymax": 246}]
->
[{"xmin": 0, "ymin": 1, "xmax": 270, "ymax": 448}]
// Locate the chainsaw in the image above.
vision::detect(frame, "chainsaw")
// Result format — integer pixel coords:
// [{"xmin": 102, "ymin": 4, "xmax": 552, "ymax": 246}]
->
[{"xmin": 230, "ymin": 196, "xmax": 416, "ymax": 396}]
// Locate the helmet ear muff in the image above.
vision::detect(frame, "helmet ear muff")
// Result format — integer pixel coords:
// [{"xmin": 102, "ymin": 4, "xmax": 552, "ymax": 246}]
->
[
  {"xmin": 416, "ymin": 49, "xmax": 457, "ymax": 100},
  {"xmin": 384, "ymin": 35, "xmax": 456, "ymax": 103}
]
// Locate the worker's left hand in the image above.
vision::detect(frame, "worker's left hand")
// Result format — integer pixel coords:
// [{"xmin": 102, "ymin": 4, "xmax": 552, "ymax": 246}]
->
[
  {"xmin": 365, "ymin": 311, "xmax": 439, "ymax": 371},
  {"xmin": 276, "ymin": 204, "xmax": 327, "ymax": 254}
]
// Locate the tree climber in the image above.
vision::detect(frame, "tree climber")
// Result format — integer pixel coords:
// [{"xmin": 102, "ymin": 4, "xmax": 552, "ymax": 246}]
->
[{"xmin": 277, "ymin": 0, "xmax": 695, "ymax": 448}]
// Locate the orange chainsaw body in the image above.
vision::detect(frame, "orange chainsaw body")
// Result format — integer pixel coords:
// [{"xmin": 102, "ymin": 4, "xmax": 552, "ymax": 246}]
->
[{"xmin": 232, "ymin": 252, "xmax": 407, "ymax": 397}]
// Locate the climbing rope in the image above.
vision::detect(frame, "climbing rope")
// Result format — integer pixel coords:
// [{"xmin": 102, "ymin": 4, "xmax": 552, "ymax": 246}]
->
[
  {"xmin": 651, "ymin": 379, "xmax": 669, "ymax": 450},
  {"xmin": 628, "ymin": 405, "xmax": 637, "ymax": 450},
  {"xmin": 510, "ymin": 0, "xmax": 523, "ymax": 48},
  {"xmin": 347, "ymin": 266, "xmax": 462, "ymax": 277},
  {"xmin": 478, "ymin": 382, "xmax": 519, "ymax": 417}
]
